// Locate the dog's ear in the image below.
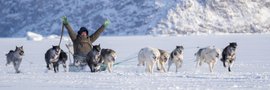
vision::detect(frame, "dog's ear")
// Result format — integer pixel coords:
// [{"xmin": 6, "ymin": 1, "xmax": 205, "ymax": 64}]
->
[{"xmin": 21, "ymin": 46, "xmax": 23, "ymax": 49}]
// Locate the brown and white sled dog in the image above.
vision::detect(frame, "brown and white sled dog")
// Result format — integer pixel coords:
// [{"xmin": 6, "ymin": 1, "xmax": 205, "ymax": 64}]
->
[
  {"xmin": 195, "ymin": 46, "xmax": 221, "ymax": 73},
  {"xmin": 100, "ymin": 49, "xmax": 117, "ymax": 73},
  {"xmin": 45, "ymin": 45, "xmax": 68, "ymax": 73},
  {"xmin": 167, "ymin": 46, "xmax": 184, "ymax": 72},
  {"xmin": 6, "ymin": 46, "xmax": 24, "ymax": 73},
  {"xmin": 156, "ymin": 49, "xmax": 169, "ymax": 72},
  {"xmin": 221, "ymin": 42, "xmax": 237, "ymax": 72},
  {"xmin": 138, "ymin": 47, "xmax": 160, "ymax": 73}
]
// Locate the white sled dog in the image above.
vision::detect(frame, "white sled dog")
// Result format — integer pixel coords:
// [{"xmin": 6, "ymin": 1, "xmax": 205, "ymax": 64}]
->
[
  {"xmin": 168, "ymin": 46, "xmax": 184, "ymax": 72},
  {"xmin": 100, "ymin": 49, "xmax": 117, "ymax": 73},
  {"xmin": 195, "ymin": 46, "xmax": 221, "ymax": 72},
  {"xmin": 221, "ymin": 42, "xmax": 237, "ymax": 72},
  {"xmin": 6, "ymin": 46, "xmax": 24, "ymax": 73},
  {"xmin": 156, "ymin": 49, "xmax": 169, "ymax": 72},
  {"xmin": 138, "ymin": 47, "xmax": 160, "ymax": 73}
]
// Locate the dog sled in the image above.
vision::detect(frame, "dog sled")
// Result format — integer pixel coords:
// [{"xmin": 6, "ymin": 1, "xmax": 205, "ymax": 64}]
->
[{"xmin": 65, "ymin": 42, "xmax": 107, "ymax": 72}]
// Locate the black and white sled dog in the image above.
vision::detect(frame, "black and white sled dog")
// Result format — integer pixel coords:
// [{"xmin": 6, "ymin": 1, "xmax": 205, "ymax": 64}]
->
[
  {"xmin": 221, "ymin": 42, "xmax": 237, "ymax": 72},
  {"xmin": 6, "ymin": 46, "xmax": 24, "ymax": 73},
  {"xmin": 138, "ymin": 47, "xmax": 160, "ymax": 73},
  {"xmin": 100, "ymin": 49, "xmax": 117, "ymax": 73},
  {"xmin": 167, "ymin": 46, "xmax": 184, "ymax": 72},
  {"xmin": 45, "ymin": 45, "xmax": 67, "ymax": 73},
  {"xmin": 86, "ymin": 44, "xmax": 102, "ymax": 72},
  {"xmin": 156, "ymin": 49, "xmax": 169, "ymax": 72},
  {"xmin": 195, "ymin": 46, "xmax": 221, "ymax": 72}
]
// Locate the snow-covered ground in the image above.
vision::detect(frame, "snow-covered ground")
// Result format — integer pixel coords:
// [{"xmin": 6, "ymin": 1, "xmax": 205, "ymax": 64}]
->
[{"xmin": 0, "ymin": 34, "xmax": 270, "ymax": 90}]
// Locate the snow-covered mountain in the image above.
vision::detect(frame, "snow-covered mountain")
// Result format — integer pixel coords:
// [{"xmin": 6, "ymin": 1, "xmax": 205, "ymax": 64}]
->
[{"xmin": 0, "ymin": 0, "xmax": 269, "ymax": 37}]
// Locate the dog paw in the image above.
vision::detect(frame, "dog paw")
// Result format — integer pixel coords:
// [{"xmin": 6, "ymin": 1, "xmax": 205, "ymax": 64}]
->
[{"xmin": 16, "ymin": 71, "xmax": 21, "ymax": 73}]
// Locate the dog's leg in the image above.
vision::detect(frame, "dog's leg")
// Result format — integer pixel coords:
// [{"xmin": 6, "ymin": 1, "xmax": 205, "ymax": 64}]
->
[
  {"xmin": 161, "ymin": 62, "xmax": 166, "ymax": 72},
  {"xmin": 12, "ymin": 61, "xmax": 21, "ymax": 73},
  {"xmin": 150, "ymin": 61, "xmax": 155, "ymax": 74},
  {"xmin": 17, "ymin": 60, "xmax": 22, "ymax": 73},
  {"xmin": 91, "ymin": 64, "xmax": 96, "ymax": 72},
  {"xmin": 87, "ymin": 59, "xmax": 94, "ymax": 72},
  {"xmin": 49, "ymin": 63, "xmax": 53, "ymax": 71},
  {"xmin": 175, "ymin": 61, "xmax": 181, "ymax": 72},
  {"xmin": 156, "ymin": 60, "xmax": 161, "ymax": 71},
  {"xmin": 196, "ymin": 60, "xmax": 200, "ymax": 71},
  {"xmin": 212, "ymin": 60, "xmax": 216, "ymax": 72},
  {"xmin": 210, "ymin": 63, "xmax": 213, "ymax": 73},
  {"xmin": 46, "ymin": 63, "xmax": 50, "ymax": 70},
  {"xmin": 53, "ymin": 63, "xmax": 56, "ymax": 72},
  {"xmin": 179, "ymin": 59, "xmax": 183, "ymax": 68},
  {"xmin": 111, "ymin": 62, "xmax": 114, "ymax": 72},
  {"xmin": 53, "ymin": 63, "xmax": 59, "ymax": 73},
  {"xmin": 57, "ymin": 63, "xmax": 59, "ymax": 72},
  {"xmin": 145, "ymin": 60, "xmax": 153, "ymax": 73},
  {"xmin": 223, "ymin": 61, "xmax": 226, "ymax": 68},
  {"xmin": 209, "ymin": 62, "xmax": 214, "ymax": 73},
  {"xmin": 45, "ymin": 58, "xmax": 50, "ymax": 70},
  {"xmin": 145, "ymin": 63, "xmax": 150, "ymax": 73},
  {"xmin": 63, "ymin": 63, "xmax": 67, "ymax": 72},
  {"xmin": 90, "ymin": 65, "xmax": 94, "ymax": 72},
  {"xmin": 167, "ymin": 59, "xmax": 173, "ymax": 72},
  {"xmin": 107, "ymin": 63, "xmax": 111, "ymax": 73},
  {"xmin": 110, "ymin": 62, "xmax": 114, "ymax": 73},
  {"xmin": 176, "ymin": 59, "xmax": 183, "ymax": 72},
  {"xmin": 228, "ymin": 60, "xmax": 234, "ymax": 72}
]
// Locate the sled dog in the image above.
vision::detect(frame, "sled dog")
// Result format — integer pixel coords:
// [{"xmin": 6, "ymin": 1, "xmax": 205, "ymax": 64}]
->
[
  {"xmin": 138, "ymin": 47, "xmax": 160, "ymax": 73},
  {"xmin": 195, "ymin": 46, "xmax": 221, "ymax": 72},
  {"xmin": 100, "ymin": 49, "xmax": 117, "ymax": 73},
  {"xmin": 86, "ymin": 44, "xmax": 102, "ymax": 72},
  {"xmin": 156, "ymin": 49, "xmax": 169, "ymax": 72},
  {"xmin": 45, "ymin": 45, "xmax": 67, "ymax": 73},
  {"xmin": 221, "ymin": 42, "xmax": 237, "ymax": 72},
  {"xmin": 167, "ymin": 46, "xmax": 184, "ymax": 72},
  {"xmin": 6, "ymin": 46, "xmax": 24, "ymax": 73}
]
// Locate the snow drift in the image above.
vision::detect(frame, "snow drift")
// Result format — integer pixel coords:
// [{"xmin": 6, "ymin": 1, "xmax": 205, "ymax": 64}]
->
[{"xmin": 26, "ymin": 32, "xmax": 43, "ymax": 41}]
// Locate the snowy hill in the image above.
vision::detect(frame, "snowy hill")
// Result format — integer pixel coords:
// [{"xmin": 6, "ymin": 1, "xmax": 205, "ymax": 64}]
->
[{"xmin": 0, "ymin": 0, "xmax": 269, "ymax": 37}]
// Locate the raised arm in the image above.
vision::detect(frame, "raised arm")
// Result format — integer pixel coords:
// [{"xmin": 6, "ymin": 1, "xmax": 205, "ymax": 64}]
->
[
  {"xmin": 89, "ymin": 19, "xmax": 110, "ymax": 42},
  {"xmin": 62, "ymin": 16, "xmax": 77, "ymax": 41},
  {"xmin": 89, "ymin": 25, "xmax": 105, "ymax": 42}
]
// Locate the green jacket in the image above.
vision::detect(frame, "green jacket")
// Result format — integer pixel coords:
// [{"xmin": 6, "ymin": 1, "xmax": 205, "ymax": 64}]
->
[{"xmin": 64, "ymin": 24, "xmax": 105, "ymax": 57}]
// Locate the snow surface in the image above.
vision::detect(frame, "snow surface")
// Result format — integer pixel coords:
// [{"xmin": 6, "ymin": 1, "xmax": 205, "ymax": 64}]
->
[
  {"xmin": 0, "ymin": 0, "xmax": 269, "ymax": 37},
  {"xmin": 0, "ymin": 34, "xmax": 270, "ymax": 90}
]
